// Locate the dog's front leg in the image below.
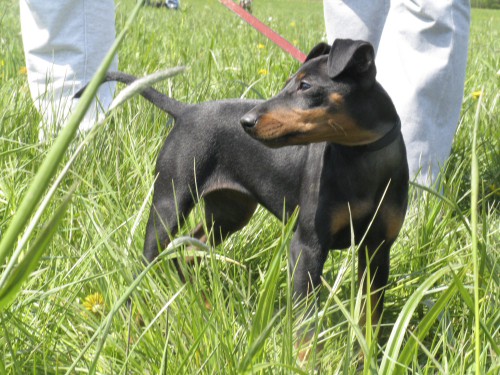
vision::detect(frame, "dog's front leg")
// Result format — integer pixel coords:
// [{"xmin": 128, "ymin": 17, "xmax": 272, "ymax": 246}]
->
[
  {"xmin": 289, "ymin": 230, "xmax": 328, "ymax": 362},
  {"xmin": 357, "ymin": 239, "xmax": 392, "ymax": 328}
]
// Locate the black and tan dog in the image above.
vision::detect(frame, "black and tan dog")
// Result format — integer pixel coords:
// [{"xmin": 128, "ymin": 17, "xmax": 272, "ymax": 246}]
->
[{"xmin": 81, "ymin": 38, "xmax": 408, "ymax": 347}]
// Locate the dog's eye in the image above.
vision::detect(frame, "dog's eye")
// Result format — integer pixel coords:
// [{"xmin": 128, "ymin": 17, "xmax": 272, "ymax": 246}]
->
[{"xmin": 298, "ymin": 81, "xmax": 312, "ymax": 91}]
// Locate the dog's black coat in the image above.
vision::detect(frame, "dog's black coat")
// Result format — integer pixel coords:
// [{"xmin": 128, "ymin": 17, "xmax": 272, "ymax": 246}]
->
[{"xmin": 79, "ymin": 39, "xmax": 409, "ymax": 333}]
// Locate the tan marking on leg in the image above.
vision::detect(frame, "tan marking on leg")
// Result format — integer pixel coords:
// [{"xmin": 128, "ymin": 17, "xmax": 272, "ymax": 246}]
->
[
  {"xmin": 381, "ymin": 205, "xmax": 406, "ymax": 241},
  {"xmin": 330, "ymin": 201, "xmax": 372, "ymax": 235}
]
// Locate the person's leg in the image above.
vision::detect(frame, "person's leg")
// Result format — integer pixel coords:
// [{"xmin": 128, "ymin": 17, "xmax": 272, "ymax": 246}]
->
[
  {"xmin": 375, "ymin": 0, "xmax": 471, "ymax": 184},
  {"xmin": 20, "ymin": 0, "xmax": 118, "ymax": 139},
  {"xmin": 323, "ymin": 0, "xmax": 390, "ymax": 50}
]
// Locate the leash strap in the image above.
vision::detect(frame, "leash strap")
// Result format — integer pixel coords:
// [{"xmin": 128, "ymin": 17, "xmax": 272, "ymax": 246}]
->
[{"xmin": 219, "ymin": 0, "xmax": 307, "ymax": 63}]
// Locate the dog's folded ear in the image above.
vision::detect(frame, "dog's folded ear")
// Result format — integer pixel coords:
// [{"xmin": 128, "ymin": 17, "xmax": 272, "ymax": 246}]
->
[
  {"xmin": 304, "ymin": 42, "xmax": 331, "ymax": 62},
  {"xmin": 328, "ymin": 39, "xmax": 376, "ymax": 89}
]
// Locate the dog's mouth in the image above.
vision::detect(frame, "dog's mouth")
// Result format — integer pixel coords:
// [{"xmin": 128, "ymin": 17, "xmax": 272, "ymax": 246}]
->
[
  {"xmin": 242, "ymin": 114, "xmax": 306, "ymax": 147},
  {"xmin": 244, "ymin": 126, "xmax": 305, "ymax": 148},
  {"xmin": 257, "ymin": 135, "xmax": 300, "ymax": 148}
]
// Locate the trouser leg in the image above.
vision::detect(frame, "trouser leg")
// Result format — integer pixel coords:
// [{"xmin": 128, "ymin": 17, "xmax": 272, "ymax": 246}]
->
[
  {"xmin": 20, "ymin": 0, "xmax": 118, "ymax": 137},
  {"xmin": 323, "ymin": 0, "xmax": 390, "ymax": 50},
  {"xmin": 377, "ymin": 0, "xmax": 471, "ymax": 184}
]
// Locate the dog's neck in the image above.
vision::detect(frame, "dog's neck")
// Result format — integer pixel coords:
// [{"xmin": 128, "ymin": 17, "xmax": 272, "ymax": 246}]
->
[{"xmin": 335, "ymin": 119, "xmax": 401, "ymax": 153}]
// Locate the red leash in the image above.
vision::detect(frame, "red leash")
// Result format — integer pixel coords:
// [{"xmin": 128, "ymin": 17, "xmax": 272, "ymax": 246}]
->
[{"xmin": 219, "ymin": 0, "xmax": 307, "ymax": 63}]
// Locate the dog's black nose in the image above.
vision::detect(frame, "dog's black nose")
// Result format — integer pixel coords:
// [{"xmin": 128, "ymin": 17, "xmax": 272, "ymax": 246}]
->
[{"xmin": 240, "ymin": 113, "xmax": 258, "ymax": 129}]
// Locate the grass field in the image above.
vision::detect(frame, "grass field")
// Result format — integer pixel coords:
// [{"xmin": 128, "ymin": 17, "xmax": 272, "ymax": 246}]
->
[{"xmin": 0, "ymin": 0, "xmax": 499, "ymax": 373}]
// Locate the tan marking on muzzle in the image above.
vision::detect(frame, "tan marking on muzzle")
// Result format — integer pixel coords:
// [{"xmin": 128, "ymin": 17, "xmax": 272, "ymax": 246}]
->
[{"xmin": 253, "ymin": 107, "xmax": 379, "ymax": 146}]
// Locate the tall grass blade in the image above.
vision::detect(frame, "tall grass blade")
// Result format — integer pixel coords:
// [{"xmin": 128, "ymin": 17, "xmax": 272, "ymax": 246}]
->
[
  {"xmin": 379, "ymin": 266, "xmax": 451, "ymax": 374},
  {"xmin": 0, "ymin": 186, "xmax": 75, "ymax": 309},
  {"xmin": 394, "ymin": 268, "xmax": 466, "ymax": 374},
  {"xmin": 240, "ymin": 310, "xmax": 284, "ymax": 373},
  {"xmin": 239, "ymin": 210, "xmax": 297, "ymax": 372},
  {"xmin": 470, "ymin": 89, "xmax": 482, "ymax": 375},
  {"xmin": 409, "ymin": 181, "xmax": 471, "ymax": 234},
  {"xmin": 0, "ymin": 140, "xmax": 85, "ymax": 291},
  {"xmin": 450, "ymin": 268, "xmax": 500, "ymax": 355},
  {"xmin": 174, "ymin": 313, "xmax": 212, "ymax": 375},
  {"xmin": 332, "ymin": 293, "xmax": 369, "ymax": 358}
]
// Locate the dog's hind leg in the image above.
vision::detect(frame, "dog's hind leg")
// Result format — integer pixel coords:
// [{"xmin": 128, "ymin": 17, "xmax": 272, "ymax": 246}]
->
[
  {"xmin": 143, "ymin": 184, "xmax": 199, "ymax": 284},
  {"xmin": 186, "ymin": 189, "xmax": 257, "ymax": 248},
  {"xmin": 143, "ymin": 179, "xmax": 195, "ymax": 263}
]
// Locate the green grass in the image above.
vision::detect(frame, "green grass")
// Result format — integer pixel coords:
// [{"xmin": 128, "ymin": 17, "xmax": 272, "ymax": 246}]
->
[{"xmin": 0, "ymin": 0, "xmax": 499, "ymax": 373}]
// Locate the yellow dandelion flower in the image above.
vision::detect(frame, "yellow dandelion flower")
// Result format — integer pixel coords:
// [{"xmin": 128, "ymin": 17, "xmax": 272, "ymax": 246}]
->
[
  {"xmin": 258, "ymin": 69, "xmax": 268, "ymax": 76},
  {"xmin": 471, "ymin": 90, "xmax": 482, "ymax": 100},
  {"xmin": 257, "ymin": 43, "xmax": 265, "ymax": 50},
  {"xmin": 290, "ymin": 21, "xmax": 296, "ymax": 27},
  {"xmin": 83, "ymin": 292, "xmax": 105, "ymax": 315},
  {"xmin": 19, "ymin": 66, "xmax": 28, "ymax": 75}
]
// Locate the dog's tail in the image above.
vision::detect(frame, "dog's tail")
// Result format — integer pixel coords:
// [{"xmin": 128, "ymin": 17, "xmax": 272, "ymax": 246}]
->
[{"xmin": 73, "ymin": 70, "xmax": 188, "ymax": 119}]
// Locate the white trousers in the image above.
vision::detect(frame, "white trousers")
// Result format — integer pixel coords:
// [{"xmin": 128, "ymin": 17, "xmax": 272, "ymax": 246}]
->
[
  {"xmin": 20, "ymin": 0, "xmax": 118, "ymax": 136},
  {"xmin": 324, "ymin": 0, "xmax": 470, "ymax": 184}
]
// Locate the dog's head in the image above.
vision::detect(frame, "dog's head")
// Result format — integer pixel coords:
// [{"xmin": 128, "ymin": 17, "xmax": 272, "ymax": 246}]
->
[{"xmin": 241, "ymin": 39, "xmax": 399, "ymax": 148}]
